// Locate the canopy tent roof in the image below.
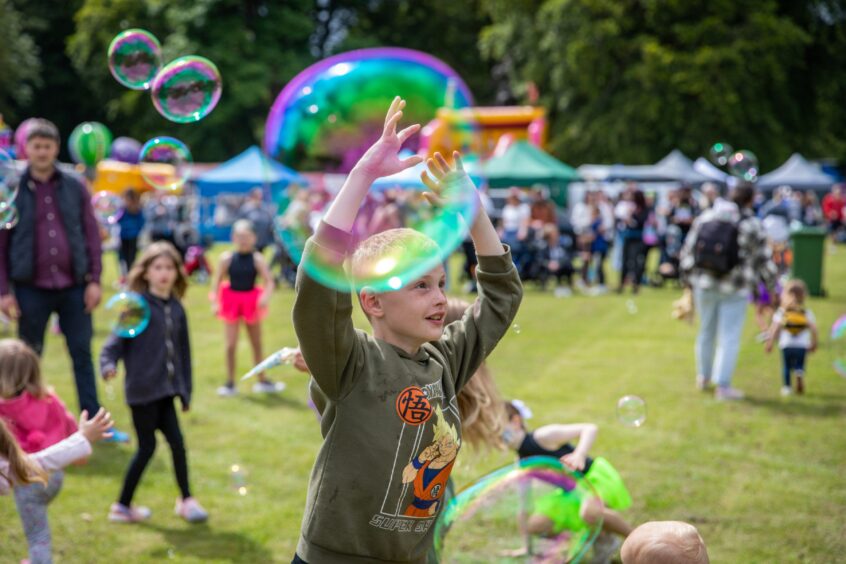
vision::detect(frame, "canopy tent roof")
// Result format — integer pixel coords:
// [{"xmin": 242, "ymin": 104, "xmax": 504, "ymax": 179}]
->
[
  {"xmin": 651, "ymin": 150, "xmax": 712, "ymax": 184},
  {"xmin": 578, "ymin": 150, "xmax": 710, "ymax": 183},
  {"xmin": 482, "ymin": 140, "xmax": 580, "ymax": 187},
  {"xmin": 757, "ymin": 153, "xmax": 837, "ymax": 190},
  {"xmin": 194, "ymin": 146, "xmax": 307, "ymax": 195},
  {"xmin": 693, "ymin": 157, "xmax": 730, "ymax": 184}
]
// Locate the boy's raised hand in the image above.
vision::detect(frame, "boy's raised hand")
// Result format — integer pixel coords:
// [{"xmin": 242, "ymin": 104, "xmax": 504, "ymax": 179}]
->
[
  {"xmin": 354, "ymin": 96, "xmax": 423, "ymax": 179},
  {"xmin": 420, "ymin": 151, "xmax": 478, "ymax": 208}
]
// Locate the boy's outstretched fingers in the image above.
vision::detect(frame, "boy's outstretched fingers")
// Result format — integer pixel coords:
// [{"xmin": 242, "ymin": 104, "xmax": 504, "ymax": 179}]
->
[
  {"xmin": 452, "ymin": 151, "xmax": 465, "ymax": 171},
  {"xmin": 434, "ymin": 152, "xmax": 452, "ymax": 174}
]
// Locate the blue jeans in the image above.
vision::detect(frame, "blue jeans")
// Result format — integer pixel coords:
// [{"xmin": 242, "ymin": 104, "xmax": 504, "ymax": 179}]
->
[
  {"xmin": 781, "ymin": 347, "xmax": 807, "ymax": 387},
  {"xmin": 693, "ymin": 287, "xmax": 748, "ymax": 388},
  {"xmin": 14, "ymin": 284, "xmax": 100, "ymax": 415}
]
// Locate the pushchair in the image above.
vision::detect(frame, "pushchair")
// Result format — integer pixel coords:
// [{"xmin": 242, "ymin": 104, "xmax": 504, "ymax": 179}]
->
[{"xmin": 654, "ymin": 224, "xmax": 684, "ymax": 286}]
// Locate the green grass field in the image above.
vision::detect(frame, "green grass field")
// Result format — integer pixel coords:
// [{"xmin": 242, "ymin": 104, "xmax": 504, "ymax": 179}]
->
[{"xmin": 2, "ymin": 244, "xmax": 845, "ymax": 563}]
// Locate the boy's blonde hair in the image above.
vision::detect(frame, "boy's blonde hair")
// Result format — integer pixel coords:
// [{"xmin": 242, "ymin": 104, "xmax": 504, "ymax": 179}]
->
[
  {"xmin": 0, "ymin": 339, "xmax": 46, "ymax": 399},
  {"xmin": 447, "ymin": 298, "xmax": 506, "ymax": 450},
  {"xmin": 781, "ymin": 279, "xmax": 807, "ymax": 310},
  {"xmin": 351, "ymin": 228, "xmax": 440, "ymax": 287},
  {"xmin": 621, "ymin": 521, "xmax": 709, "ymax": 564}
]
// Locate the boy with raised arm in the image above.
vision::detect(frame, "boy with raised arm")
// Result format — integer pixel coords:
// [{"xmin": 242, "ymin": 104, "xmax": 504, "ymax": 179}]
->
[{"xmin": 291, "ymin": 97, "xmax": 522, "ymax": 563}]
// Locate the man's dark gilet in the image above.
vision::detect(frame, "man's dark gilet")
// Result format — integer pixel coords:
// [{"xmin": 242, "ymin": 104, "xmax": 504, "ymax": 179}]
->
[{"xmin": 8, "ymin": 169, "xmax": 89, "ymax": 285}]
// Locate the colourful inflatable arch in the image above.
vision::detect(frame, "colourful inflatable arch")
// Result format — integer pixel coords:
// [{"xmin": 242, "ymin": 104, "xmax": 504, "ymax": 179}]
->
[{"xmin": 419, "ymin": 106, "xmax": 547, "ymax": 160}]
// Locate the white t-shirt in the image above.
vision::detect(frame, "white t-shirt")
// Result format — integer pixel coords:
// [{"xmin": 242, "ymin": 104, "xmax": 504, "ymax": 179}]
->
[
  {"xmin": 501, "ymin": 203, "xmax": 530, "ymax": 231},
  {"xmin": 772, "ymin": 307, "xmax": 816, "ymax": 349}
]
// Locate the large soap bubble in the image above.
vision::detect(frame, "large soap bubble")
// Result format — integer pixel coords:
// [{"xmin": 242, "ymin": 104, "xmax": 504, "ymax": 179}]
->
[
  {"xmin": 105, "ymin": 291, "xmax": 151, "ymax": 338},
  {"xmin": 108, "ymin": 29, "xmax": 162, "ymax": 90},
  {"xmin": 434, "ymin": 457, "xmax": 603, "ymax": 563},
  {"xmin": 151, "ymin": 56, "xmax": 222, "ymax": 123},
  {"xmin": 264, "ymin": 47, "xmax": 474, "ymax": 172}
]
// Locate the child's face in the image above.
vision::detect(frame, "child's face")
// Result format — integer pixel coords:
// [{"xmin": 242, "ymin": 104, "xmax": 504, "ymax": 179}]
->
[
  {"xmin": 145, "ymin": 256, "xmax": 178, "ymax": 295},
  {"xmin": 366, "ymin": 264, "xmax": 448, "ymax": 350},
  {"xmin": 233, "ymin": 229, "xmax": 256, "ymax": 251}
]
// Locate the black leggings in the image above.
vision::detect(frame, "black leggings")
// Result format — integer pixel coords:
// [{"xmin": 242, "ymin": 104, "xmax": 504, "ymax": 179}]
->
[
  {"xmin": 119, "ymin": 396, "xmax": 191, "ymax": 506},
  {"xmin": 118, "ymin": 238, "xmax": 139, "ymax": 275},
  {"xmin": 620, "ymin": 239, "xmax": 646, "ymax": 287}
]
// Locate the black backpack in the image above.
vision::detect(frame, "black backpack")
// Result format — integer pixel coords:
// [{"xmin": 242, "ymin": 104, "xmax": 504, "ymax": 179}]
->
[{"xmin": 693, "ymin": 219, "xmax": 740, "ymax": 275}]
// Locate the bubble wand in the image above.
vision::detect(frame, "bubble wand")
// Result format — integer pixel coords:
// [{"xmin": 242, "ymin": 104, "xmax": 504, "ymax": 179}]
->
[{"xmin": 240, "ymin": 347, "xmax": 297, "ymax": 381}]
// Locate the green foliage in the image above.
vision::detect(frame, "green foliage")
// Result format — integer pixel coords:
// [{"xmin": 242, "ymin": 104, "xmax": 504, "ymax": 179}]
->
[
  {"xmin": 480, "ymin": 0, "xmax": 846, "ymax": 168},
  {"xmin": 67, "ymin": 0, "xmax": 314, "ymax": 161},
  {"xmin": 331, "ymin": 0, "xmax": 498, "ymax": 104},
  {"xmin": 0, "ymin": 0, "xmax": 42, "ymax": 122}
]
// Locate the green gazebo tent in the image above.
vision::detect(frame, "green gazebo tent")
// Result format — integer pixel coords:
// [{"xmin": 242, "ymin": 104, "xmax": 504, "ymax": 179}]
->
[{"xmin": 482, "ymin": 140, "xmax": 580, "ymax": 206}]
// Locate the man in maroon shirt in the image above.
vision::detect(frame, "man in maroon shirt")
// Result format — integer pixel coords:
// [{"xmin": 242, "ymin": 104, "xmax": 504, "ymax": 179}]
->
[{"xmin": 0, "ymin": 119, "xmax": 127, "ymax": 441}]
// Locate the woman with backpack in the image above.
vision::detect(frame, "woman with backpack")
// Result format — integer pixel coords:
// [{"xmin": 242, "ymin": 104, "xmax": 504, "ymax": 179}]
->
[{"xmin": 679, "ymin": 183, "xmax": 778, "ymax": 401}]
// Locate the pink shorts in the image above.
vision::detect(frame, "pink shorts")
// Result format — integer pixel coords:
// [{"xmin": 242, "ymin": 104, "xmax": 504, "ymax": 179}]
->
[{"xmin": 218, "ymin": 283, "xmax": 266, "ymax": 324}]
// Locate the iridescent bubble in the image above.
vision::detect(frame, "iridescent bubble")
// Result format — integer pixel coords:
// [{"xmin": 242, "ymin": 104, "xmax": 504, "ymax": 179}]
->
[
  {"xmin": 512, "ymin": 324, "xmax": 522, "ymax": 335},
  {"xmin": 832, "ymin": 315, "xmax": 846, "ymax": 378},
  {"xmin": 107, "ymin": 29, "xmax": 162, "ymax": 90},
  {"xmin": 265, "ymin": 47, "xmax": 474, "ymax": 172},
  {"xmin": 91, "ymin": 191, "xmax": 124, "ymax": 225},
  {"xmin": 0, "ymin": 206, "xmax": 18, "ymax": 230},
  {"xmin": 151, "ymin": 56, "xmax": 222, "ymax": 123},
  {"xmin": 105, "ymin": 292, "xmax": 151, "ymax": 338},
  {"xmin": 616, "ymin": 395, "xmax": 647, "ymax": 427},
  {"xmin": 0, "ymin": 148, "xmax": 19, "ymax": 211},
  {"xmin": 727, "ymin": 150, "xmax": 759, "ymax": 181},
  {"xmin": 68, "ymin": 122, "xmax": 113, "ymax": 167},
  {"xmin": 139, "ymin": 137, "xmax": 192, "ymax": 191},
  {"xmin": 709, "ymin": 142, "xmax": 733, "ymax": 167},
  {"xmin": 277, "ymin": 153, "xmax": 478, "ymax": 293},
  {"xmin": 434, "ymin": 457, "xmax": 603, "ymax": 563},
  {"xmin": 230, "ymin": 464, "xmax": 249, "ymax": 496}
]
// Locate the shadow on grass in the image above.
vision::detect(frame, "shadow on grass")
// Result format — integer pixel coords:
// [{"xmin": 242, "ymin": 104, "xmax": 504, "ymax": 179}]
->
[
  {"xmin": 743, "ymin": 394, "xmax": 846, "ymax": 418},
  {"xmin": 144, "ymin": 522, "xmax": 274, "ymax": 562},
  {"xmin": 241, "ymin": 393, "xmax": 307, "ymax": 410}
]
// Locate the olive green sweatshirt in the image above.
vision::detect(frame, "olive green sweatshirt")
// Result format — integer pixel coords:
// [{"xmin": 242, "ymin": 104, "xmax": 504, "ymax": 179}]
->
[{"xmin": 292, "ymin": 222, "xmax": 522, "ymax": 563}]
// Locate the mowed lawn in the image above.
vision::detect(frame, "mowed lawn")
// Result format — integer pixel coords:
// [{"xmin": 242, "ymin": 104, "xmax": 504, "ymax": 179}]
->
[{"xmin": 2, "ymin": 243, "xmax": 845, "ymax": 563}]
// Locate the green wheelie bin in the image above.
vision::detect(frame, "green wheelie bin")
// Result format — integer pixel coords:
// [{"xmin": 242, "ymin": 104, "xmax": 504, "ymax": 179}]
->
[{"xmin": 790, "ymin": 226, "xmax": 827, "ymax": 296}]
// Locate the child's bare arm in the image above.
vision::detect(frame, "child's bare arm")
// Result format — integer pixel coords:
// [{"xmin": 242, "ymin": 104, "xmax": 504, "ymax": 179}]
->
[
  {"xmin": 764, "ymin": 320, "xmax": 779, "ymax": 353},
  {"xmin": 209, "ymin": 252, "xmax": 231, "ymax": 310},
  {"xmin": 322, "ymin": 96, "xmax": 422, "ymax": 233},
  {"xmin": 534, "ymin": 423, "xmax": 598, "ymax": 472},
  {"xmin": 254, "ymin": 253, "xmax": 275, "ymax": 308}
]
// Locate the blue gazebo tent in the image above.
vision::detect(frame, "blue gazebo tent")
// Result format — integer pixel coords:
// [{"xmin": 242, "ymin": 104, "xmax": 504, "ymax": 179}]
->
[{"xmin": 194, "ymin": 146, "xmax": 307, "ymax": 241}]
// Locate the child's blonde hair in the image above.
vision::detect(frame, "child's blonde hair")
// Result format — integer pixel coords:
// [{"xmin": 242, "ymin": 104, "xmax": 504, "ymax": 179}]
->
[
  {"xmin": 447, "ymin": 298, "xmax": 506, "ymax": 450},
  {"xmin": 351, "ymin": 228, "xmax": 439, "ymax": 286},
  {"xmin": 621, "ymin": 521, "xmax": 709, "ymax": 564},
  {"xmin": 0, "ymin": 418, "xmax": 46, "ymax": 487},
  {"xmin": 0, "ymin": 339, "xmax": 46, "ymax": 399},
  {"xmin": 127, "ymin": 241, "xmax": 189, "ymax": 299},
  {"xmin": 232, "ymin": 219, "xmax": 255, "ymax": 237},
  {"xmin": 780, "ymin": 279, "xmax": 807, "ymax": 310}
]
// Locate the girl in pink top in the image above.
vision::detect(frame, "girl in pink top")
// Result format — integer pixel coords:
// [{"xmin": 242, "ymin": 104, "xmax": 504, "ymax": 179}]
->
[
  {"xmin": 0, "ymin": 339, "xmax": 77, "ymax": 453},
  {"xmin": 0, "ymin": 338, "xmax": 110, "ymax": 564}
]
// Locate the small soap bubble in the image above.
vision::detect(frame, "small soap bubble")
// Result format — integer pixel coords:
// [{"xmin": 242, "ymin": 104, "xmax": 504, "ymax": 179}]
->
[
  {"xmin": 92, "ymin": 191, "xmax": 124, "ymax": 225},
  {"xmin": 105, "ymin": 292, "xmax": 151, "ymax": 338},
  {"xmin": 616, "ymin": 395, "xmax": 647, "ymax": 427},
  {"xmin": 709, "ymin": 142, "xmax": 733, "ymax": 166},
  {"xmin": 626, "ymin": 299, "xmax": 638, "ymax": 315},
  {"xmin": 0, "ymin": 206, "xmax": 19, "ymax": 230},
  {"xmin": 108, "ymin": 29, "xmax": 162, "ymax": 90},
  {"xmin": 512, "ymin": 324, "xmax": 521, "ymax": 335}
]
